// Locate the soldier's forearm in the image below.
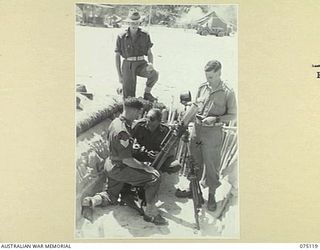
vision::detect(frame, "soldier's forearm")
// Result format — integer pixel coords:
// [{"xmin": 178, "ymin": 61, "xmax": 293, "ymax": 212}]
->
[
  {"xmin": 115, "ymin": 53, "xmax": 122, "ymax": 76},
  {"xmin": 219, "ymin": 113, "xmax": 237, "ymax": 123},
  {"xmin": 147, "ymin": 50, "xmax": 153, "ymax": 64},
  {"xmin": 122, "ymin": 157, "xmax": 146, "ymax": 170}
]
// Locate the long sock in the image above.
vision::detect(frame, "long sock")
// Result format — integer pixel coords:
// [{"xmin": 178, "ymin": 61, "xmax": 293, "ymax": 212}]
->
[
  {"xmin": 145, "ymin": 203, "xmax": 158, "ymax": 216},
  {"xmin": 144, "ymin": 87, "xmax": 152, "ymax": 93}
]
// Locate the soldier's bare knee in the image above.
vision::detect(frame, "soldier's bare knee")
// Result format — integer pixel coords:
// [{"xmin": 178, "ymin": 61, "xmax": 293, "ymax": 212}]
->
[{"xmin": 148, "ymin": 69, "xmax": 158, "ymax": 81}]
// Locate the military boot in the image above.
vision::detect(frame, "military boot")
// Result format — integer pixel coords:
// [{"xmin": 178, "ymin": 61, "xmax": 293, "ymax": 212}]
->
[
  {"xmin": 207, "ymin": 193, "xmax": 217, "ymax": 211},
  {"xmin": 144, "ymin": 92, "xmax": 157, "ymax": 102},
  {"xmin": 81, "ymin": 197, "xmax": 95, "ymax": 223}
]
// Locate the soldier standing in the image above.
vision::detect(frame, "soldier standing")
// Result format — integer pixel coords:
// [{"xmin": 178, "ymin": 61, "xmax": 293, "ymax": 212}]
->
[
  {"xmin": 176, "ymin": 60, "xmax": 237, "ymax": 211},
  {"xmin": 115, "ymin": 9, "xmax": 158, "ymax": 102}
]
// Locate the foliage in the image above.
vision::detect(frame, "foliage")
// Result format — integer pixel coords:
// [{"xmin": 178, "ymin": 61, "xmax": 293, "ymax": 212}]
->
[{"xmin": 76, "ymin": 4, "xmax": 237, "ymax": 28}]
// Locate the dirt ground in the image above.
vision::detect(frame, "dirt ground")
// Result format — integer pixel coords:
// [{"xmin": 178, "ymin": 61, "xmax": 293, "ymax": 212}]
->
[
  {"xmin": 76, "ymin": 173, "xmax": 239, "ymax": 239},
  {"xmin": 75, "ymin": 25, "xmax": 238, "ymax": 239}
]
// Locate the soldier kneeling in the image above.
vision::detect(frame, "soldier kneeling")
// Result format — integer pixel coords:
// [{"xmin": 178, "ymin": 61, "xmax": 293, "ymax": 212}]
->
[{"xmin": 82, "ymin": 97, "xmax": 167, "ymax": 225}]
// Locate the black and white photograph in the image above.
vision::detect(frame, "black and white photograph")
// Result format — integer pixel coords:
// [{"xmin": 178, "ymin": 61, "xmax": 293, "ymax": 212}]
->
[{"xmin": 75, "ymin": 3, "xmax": 238, "ymax": 239}]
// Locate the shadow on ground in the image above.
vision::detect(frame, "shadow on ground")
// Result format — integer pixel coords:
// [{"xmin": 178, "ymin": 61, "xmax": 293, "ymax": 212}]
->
[{"xmin": 77, "ymin": 173, "xmax": 236, "ymax": 238}]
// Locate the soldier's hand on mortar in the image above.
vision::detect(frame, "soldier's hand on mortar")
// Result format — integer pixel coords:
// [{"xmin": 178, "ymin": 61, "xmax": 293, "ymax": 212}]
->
[
  {"xmin": 145, "ymin": 165, "xmax": 160, "ymax": 177},
  {"xmin": 202, "ymin": 116, "xmax": 217, "ymax": 125}
]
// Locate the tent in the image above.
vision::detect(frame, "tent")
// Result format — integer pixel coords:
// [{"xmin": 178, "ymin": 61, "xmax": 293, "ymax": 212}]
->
[
  {"xmin": 194, "ymin": 11, "xmax": 232, "ymax": 36},
  {"xmin": 196, "ymin": 11, "xmax": 226, "ymax": 26}
]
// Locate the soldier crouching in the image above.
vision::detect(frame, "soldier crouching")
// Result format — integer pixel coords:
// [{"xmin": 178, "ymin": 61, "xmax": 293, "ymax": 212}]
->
[{"xmin": 82, "ymin": 97, "xmax": 167, "ymax": 225}]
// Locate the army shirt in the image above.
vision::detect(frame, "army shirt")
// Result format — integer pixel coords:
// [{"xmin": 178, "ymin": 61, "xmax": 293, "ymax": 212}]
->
[
  {"xmin": 131, "ymin": 118, "xmax": 169, "ymax": 152},
  {"xmin": 115, "ymin": 28, "xmax": 153, "ymax": 58},
  {"xmin": 195, "ymin": 81, "xmax": 237, "ymax": 122},
  {"xmin": 107, "ymin": 115, "xmax": 134, "ymax": 162}
]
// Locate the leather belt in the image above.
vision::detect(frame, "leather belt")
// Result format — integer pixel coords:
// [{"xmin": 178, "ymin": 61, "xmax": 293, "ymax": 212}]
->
[
  {"xmin": 125, "ymin": 56, "xmax": 145, "ymax": 61},
  {"xmin": 195, "ymin": 117, "xmax": 223, "ymax": 127}
]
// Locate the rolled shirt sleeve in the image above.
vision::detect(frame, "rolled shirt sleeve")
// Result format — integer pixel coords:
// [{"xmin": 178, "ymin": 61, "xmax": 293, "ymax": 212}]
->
[
  {"xmin": 219, "ymin": 90, "xmax": 237, "ymax": 123},
  {"xmin": 226, "ymin": 90, "xmax": 237, "ymax": 115}
]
